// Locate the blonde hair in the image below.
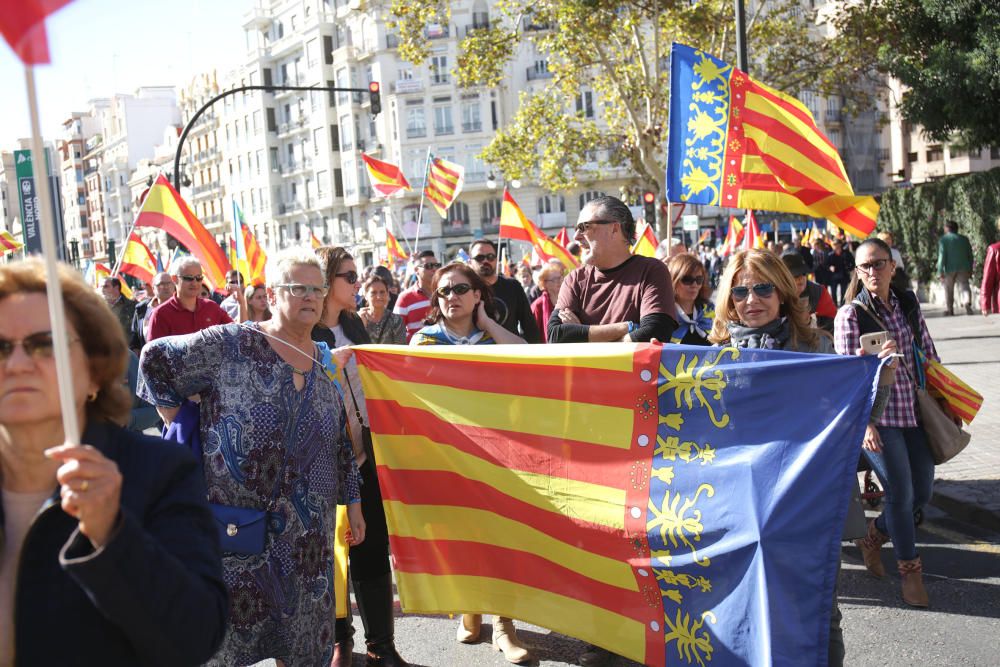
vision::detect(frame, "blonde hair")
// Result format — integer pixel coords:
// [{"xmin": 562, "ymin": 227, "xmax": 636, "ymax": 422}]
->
[
  {"xmin": 0, "ymin": 259, "xmax": 130, "ymax": 425},
  {"xmin": 534, "ymin": 262, "xmax": 564, "ymax": 290},
  {"xmin": 265, "ymin": 247, "xmax": 323, "ymax": 288},
  {"xmin": 709, "ymin": 249, "xmax": 816, "ymax": 349}
]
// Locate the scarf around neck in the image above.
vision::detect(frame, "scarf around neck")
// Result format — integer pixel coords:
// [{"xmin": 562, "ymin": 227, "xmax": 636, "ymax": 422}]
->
[{"xmin": 727, "ymin": 317, "xmax": 792, "ymax": 350}]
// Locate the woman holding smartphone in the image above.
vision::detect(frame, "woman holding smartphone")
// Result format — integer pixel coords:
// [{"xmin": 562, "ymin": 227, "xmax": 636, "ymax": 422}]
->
[{"xmin": 834, "ymin": 237, "xmax": 940, "ymax": 608}]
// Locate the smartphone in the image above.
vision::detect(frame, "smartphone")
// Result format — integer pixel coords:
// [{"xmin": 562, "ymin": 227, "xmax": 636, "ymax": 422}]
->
[{"xmin": 859, "ymin": 331, "xmax": 893, "ymax": 355}]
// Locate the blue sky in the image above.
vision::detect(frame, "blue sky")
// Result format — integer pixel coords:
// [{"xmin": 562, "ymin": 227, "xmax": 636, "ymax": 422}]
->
[{"xmin": 0, "ymin": 0, "xmax": 251, "ymax": 147}]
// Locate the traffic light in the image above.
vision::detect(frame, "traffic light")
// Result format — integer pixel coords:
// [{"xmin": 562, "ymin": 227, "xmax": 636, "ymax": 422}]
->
[
  {"xmin": 642, "ymin": 191, "xmax": 656, "ymax": 223},
  {"xmin": 368, "ymin": 81, "xmax": 382, "ymax": 116}
]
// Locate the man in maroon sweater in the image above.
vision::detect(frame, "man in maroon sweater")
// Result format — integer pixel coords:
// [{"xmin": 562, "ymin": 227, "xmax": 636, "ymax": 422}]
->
[{"xmin": 147, "ymin": 257, "xmax": 232, "ymax": 341}]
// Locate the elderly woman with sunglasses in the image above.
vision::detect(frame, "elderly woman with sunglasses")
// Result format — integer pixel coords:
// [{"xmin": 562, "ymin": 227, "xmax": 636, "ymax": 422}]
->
[
  {"xmin": 0, "ymin": 260, "xmax": 226, "ymax": 666},
  {"xmin": 409, "ymin": 263, "xmax": 530, "ymax": 664},
  {"xmin": 834, "ymin": 238, "xmax": 941, "ymax": 608},
  {"xmin": 666, "ymin": 253, "xmax": 715, "ymax": 346},
  {"xmin": 139, "ymin": 248, "xmax": 364, "ymax": 667}
]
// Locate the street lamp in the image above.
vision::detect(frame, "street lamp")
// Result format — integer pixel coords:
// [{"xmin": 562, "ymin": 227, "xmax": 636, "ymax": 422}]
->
[{"xmin": 486, "ymin": 172, "xmax": 521, "ymax": 190}]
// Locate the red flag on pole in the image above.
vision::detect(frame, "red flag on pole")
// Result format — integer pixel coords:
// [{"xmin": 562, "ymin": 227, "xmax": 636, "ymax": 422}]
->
[{"xmin": 0, "ymin": 1, "xmax": 75, "ymax": 64}]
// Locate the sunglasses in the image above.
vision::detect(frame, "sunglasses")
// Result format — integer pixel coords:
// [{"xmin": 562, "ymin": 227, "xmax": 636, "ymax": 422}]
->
[
  {"xmin": 574, "ymin": 219, "xmax": 616, "ymax": 234},
  {"xmin": 0, "ymin": 331, "xmax": 77, "ymax": 363},
  {"xmin": 179, "ymin": 274, "xmax": 204, "ymax": 283},
  {"xmin": 679, "ymin": 275, "xmax": 705, "ymax": 286},
  {"xmin": 472, "ymin": 253, "xmax": 497, "ymax": 262},
  {"xmin": 436, "ymin": 283, "xmax": 473, "ymax": 298},
  {"xmin": 277, "ymin": 283, "xmax": 329, "ymax": 298},
  {"xmin": 856, "ymin": 258, "xmax": 891, "ymax": 274},
  {"xmin": 335, "ymin": 270, "xmax": 359, "ymax": 285},
  {"xmin": 731, "ymin": 283, "xmax": 776, "ymax": 302},
  {"xmin": 420, "ymin": 262, "xmax": 442, "ymax": 270}
]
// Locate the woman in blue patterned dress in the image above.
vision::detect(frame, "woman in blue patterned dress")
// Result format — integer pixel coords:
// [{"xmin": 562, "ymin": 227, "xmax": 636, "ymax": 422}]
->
[{"xmin": 138, "ymin": 249, "xmax": 364, "ymax": 666}]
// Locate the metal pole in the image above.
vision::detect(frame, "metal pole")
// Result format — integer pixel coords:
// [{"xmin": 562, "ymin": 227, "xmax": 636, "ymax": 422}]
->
[
  {"xmin": 734, "ymin": 0, "xmax": 749, "ymax": 72},
  {"xmin": 173, "ymin": 83, "xmax": 378, "ymax": 191}
]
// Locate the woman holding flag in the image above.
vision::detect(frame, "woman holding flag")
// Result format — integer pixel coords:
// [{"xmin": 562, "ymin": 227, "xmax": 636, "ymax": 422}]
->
[{"xmin": 0, "ymin": 260, "xmax": 227, "ymax": 665}]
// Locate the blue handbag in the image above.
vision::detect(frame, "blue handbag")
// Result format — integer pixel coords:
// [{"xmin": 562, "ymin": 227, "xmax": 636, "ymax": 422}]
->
[{"xmin": 208, "ymin": 503, "xmax": 269, "ymax": 555}]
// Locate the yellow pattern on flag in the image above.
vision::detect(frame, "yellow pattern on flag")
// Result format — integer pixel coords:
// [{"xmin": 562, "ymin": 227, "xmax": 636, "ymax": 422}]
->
[{"xmin": 424, "ymin": 157, "xmax": 464, "ymax": 218}]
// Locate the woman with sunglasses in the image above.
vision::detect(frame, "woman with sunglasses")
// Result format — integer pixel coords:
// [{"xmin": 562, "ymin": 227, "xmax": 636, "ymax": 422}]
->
[
  {"xmin": 411, "ymin": 263, "xmax": 530, "ymax": 663},
  {"xmin": 666, "ymin": 253, "xmax": 715, "ymax": 346},
  {"xmin": 834, "ymin": 238, "xmax": 941, "ymax": 608},
  {"xmin": 311, "ymin": 247, "xmax": 410, "ymax": 667},
  {"xmin": 139, "ymin": 248, "xmax": 364, "ymax": 667},
  {"xmin": 411, "ymin": 263, "xmax": 526, "ymax": 346},
  {"xmin": 0, "ymin": 259, "xmax": 227, "ymax": 665},
  {"xmin": 711, "ymin": 249, "xmax": 895, "ymax": 665}
]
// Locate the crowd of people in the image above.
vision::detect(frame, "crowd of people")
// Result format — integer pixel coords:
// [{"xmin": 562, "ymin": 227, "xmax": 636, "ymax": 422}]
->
[{"xmin": 2, "ymin": 194, "xmax": 975, "ymax": 667}]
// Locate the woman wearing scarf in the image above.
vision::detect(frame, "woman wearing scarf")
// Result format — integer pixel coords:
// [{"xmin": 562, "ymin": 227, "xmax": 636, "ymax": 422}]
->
[{"xmin": 666, "ymin": 253, "xmax": 714, "ymax": 346}]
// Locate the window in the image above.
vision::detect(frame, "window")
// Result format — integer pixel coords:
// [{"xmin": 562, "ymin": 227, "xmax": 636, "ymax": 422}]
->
[
  {"xmin": 330, "ymin": 124, "xmax": 340, "ymax": 152},
  {"xmin": 340, "ymin": 114, "xmax": 353, "ymax": 150},
  {"xmin": 445, "ymin": 202, "xmax": 470, "ymax": 230},
  {"xmin": 256, "ymin": 150, "xmax": 264, "ymax": 175},
  {"xmin": 334, "ymin": 168, "xmax": 344, "ymax": 197},
  {"xmin": 406, "ymin": 108, "xmax": 426, "ymax": 138},
  {"xmin": 266, "ymin": 108, "xmax": 277, "ymax": 132},
  {"xmin": 537, "ymin": 194, "xmax": 565, "ymax": 213},
  {"xmin": 462, "ymin": 102, "xmax": 481, "ymax": 132},
  {"xmin": 481, "ymin": 198, "xmax": 502, "ymax": 229},
  {"xmin": 926, "ymin": 145, "xmax": 944, "ymax": 162},
  {"xmin": 431, "ymin": 56, "xmax": 449, "ymax": 85},
  {"xmin": 253, "ymin": 110, "xmax": 262, "ymax": 134},
  {"xmin": 323, "ymin": 36, "xmax": 334, "ymax": 65},
  {"xmin": 434, "ymin": 106, "xmax": 454, "ymax": 135},
  {"xmin": 314, "ymin": 128, "xmax": 323, "ymax": 155},
  {"xmin": 575, "ymin": 91, "xmax": 594, "ymax": 119},
  {"xmin": 578, "ymin": 191, "xmax": 606, "ymax": 209}
]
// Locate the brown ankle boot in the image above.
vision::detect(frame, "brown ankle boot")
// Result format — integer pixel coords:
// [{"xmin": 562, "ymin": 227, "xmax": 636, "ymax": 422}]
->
[
  {"xmin": 898, "ymin": 557, "xmax": 929, "ymax": 607},
  {"xmin": 854, "ymin": 519, "xmax": 890, "ymax": 578},
  {"xmin": 492, "ymin": 616, "xmax": 532, "ymax": 664}
]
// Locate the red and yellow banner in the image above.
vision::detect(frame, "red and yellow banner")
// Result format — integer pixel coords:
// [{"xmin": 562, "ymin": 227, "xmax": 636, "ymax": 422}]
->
[
  {"xmin": 500, "ymin": 190, "xmax": 578, "ymax": 268},
  {"xmin": 118, "ymin": 231, "xmax": 157, "ymax": 284},
  {"xmin": 386, "ymin": 229, "xmax": 407, "ymax": 263},
  {"xmin": 363, "ymin": 154, "xmax": 412, "ymax": 197},
  {"xmin": 425, "ymin": 157, "xmax": 464, "ymax": 218},
  {"xmin": 134, "ymin": 174, "xmax": 231, "ymax": 291},
  {"xmin": 0, "ymin": 230, "xmax": 23, "ymax": 255},
  {"xmin": 631, "ymin": 220, "xmax": 659, "ymax": 257}
]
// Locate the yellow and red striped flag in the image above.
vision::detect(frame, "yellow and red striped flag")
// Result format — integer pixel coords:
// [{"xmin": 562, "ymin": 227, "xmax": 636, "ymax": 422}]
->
[
  {"xmin": 117, "ymin": 231, "xmax": 157, "ymax": 284},
  {"xmin": 631, "ymin": 220, "xmax": 659, "ymax": 257},
  {"xmin": 667, "ymin": 43, "xmax": 878, "ymax": 238},
  {"xmin": 698, "ymin": 229, "xmax": 712, "ymax": 245},
  {"xmin": 94, "ymin": 261, "xmax": 133, "ymax": 298},
  {"xmin": 310, "ymin": 229, "xmax": 322, "ymax": 250},
  {"xmin": 362, "ymin": 154, "xmax": 412, "ymax": 197},
  {"xmin": 500, "ymin": 190, "xmax": 579, "ymax": 268},
  {"xmin": 424, "ymin": 157, "xmax": 464, "ymax": 218},
  {"xmin": 743, "ymin": 210, "xmax": 766, "ymax": 250},
  {"xmin": 241, "ymin": 222, "xmax": 267, "ymax": 283},
  {"xmin": 385, "ymin": 229, "xmax": 407, "ymax": 263},
  {"xmin": 134, "ymin": 174, "xmax": 231, "ymax": 291},
  {"xmin": 0, "ymin": 230, "xmax": 23, "ymax": 255}
]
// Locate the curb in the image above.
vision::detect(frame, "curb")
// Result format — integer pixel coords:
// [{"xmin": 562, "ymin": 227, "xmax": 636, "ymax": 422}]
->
[{"xmin": 930, "ymin": 488, "xmax": 1000, "ymax": 534}]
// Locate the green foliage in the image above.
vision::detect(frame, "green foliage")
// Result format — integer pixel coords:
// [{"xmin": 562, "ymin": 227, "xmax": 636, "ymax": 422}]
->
[
  {"xmin": 843, "ymin": 0, "xmax": 1000, "ymax": 147},
  {"xmin": 389, "ymin": 0, "xmax": 879, "ymax": 235},
  {"xmin": 877, "ymin": 169, "xmax": 1000, "ymax": 285}
]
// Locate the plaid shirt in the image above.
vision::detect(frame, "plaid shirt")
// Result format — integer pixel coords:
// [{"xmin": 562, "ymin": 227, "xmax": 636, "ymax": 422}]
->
[{"xmin": 834, "ymin": 292, "xmax": 939, "ymax": 428}]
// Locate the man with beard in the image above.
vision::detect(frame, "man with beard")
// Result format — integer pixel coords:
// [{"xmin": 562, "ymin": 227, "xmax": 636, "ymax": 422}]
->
[
  {"xmin": 548, "ymin": 195, "xmax": 676, "ymax": 346},
  {"xmin": 468, "ymin": 239, "xmax": 541, "ymax": 343}
]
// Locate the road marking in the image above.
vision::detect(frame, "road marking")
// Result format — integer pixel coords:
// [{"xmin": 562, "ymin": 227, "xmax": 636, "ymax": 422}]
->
[{"xmin": 921, "ymin": 521, "xmax": 1000, "ymax": 555}]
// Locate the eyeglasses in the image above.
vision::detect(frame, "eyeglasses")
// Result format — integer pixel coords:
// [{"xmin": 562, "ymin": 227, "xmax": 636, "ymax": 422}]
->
[
  {"xmin": 574, "ymin": 219, "xmax": 617, "ymax": 234},
  {"xmin": 178, "ymin": 274, "xmax": 204, "ymax": 283},
  {"xmin": 472, "ymin": 253, "xmax": 497, "ymax": 263},
  {"xmin": 420, "ymin": 262, "xmax": 442, "ymax": 271},
  {"xmin": 856, "ymin": 258, "xmax": 891, "ymax": 274},
  {"xmin": 731, "ymin": 283, "xmax": 776, "ymax": 302},
  {"xmin": 679, "ymin": 275, "xmax": 705, "ymax": 286},
  {"xmin": 277, "ymin": 283, "xmax": 329, "ymax": 298},
  {"xmin": 0, "ymin": 331, "xmax": 78, "ymax": 363},
  {"xmin": 436, "ymin": 283, "xmax": 473, "ymax": 298},
  {"xmin": 335, "ymin": 270, "xmax": 359, "ymax": 284}
]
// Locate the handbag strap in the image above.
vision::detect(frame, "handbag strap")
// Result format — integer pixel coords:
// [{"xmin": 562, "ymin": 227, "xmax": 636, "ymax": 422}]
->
[
  {"xmin": 853, "ymin": 296, "xmax": 926, "ymax": 389},
  {"xmin": 343, "ymin": 368, "xmax": 367, "ymax": 428}
]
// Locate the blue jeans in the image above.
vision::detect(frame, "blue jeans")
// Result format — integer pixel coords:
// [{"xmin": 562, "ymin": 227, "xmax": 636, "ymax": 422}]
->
[{"xmin": 863, "ymin": 426, "xmax": 935, "ymax": 561}]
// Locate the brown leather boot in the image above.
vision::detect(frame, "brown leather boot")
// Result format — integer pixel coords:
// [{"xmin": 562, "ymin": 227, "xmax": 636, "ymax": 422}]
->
[
  {"xmin": 899, "ymin": 557, "xmax": 929, "ymax": 608},
  {"xmin": 331, "ymin": 638, "xmax": 354, "ymax": 667},
  {"xmin": 854, "ymin": 519, "xmax": 890, "ymax": 578},
  {"xmin": 456, "ymin": 614, "xmax": 481, "ymax": 643},
  {"xmin": 492, "ymin": 616, "xmax": 532, "ymax": 664}
]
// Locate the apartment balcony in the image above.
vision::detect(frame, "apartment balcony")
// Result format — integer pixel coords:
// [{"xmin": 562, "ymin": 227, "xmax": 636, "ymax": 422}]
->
[
  {"xmin": 538, "ymin": 211, "xmax": 567, "ymax": 228},
  {"xmin": 332, "ymin": 45, "xmax": 358, "ymax": 62},
  {"xmin": 277, "ymin": 116, "xmax": 310, "ymax": 136},
  {"xmin": 385, "ymin": 33, "xmax": 399, "ymax": 49},
  {"xmin": 244, "ymin": 5, "xmax": 272, "ymax": 31},
  {"xmin": 278, "ymin": 199, "xmax": 305, "ymax": 216},
  {"xmin": 527, "ymin": 66, "xmax": 553, "ymax": 81},
  {"xmin": 406, "ymin": 127, "xmax": 427, "ymax": 139},
  {"xmin": 825, "ymin": 108, "xmax": 842, "ymax": 124},
  {"xmin": 523, "ymin": 18, "xmax": 553, "ymax": 31},
  {"xmin": 270, "ymin": 34, "xmax": 304, "ymax": 59},
  {"xmin": 280, "ymin": 157, "xmax": 313, "ymax": 176},
  {"xmin": 441, "ymin": 219, "xmax": 471, "ymax": 236},
  {"xmin": 434, "ymin": 125, "xmax": 455, "ymax": 136},
  {"xmin": 391, "ymin": 78, "xmax": 424, "ymax": 94},
  {"xmin": 462, "ymin": 21, "xmax": 490, "ymax": 37},
  {"xmin": 464, "ymin": 170, "xmax": 485, "ymax": 184},
  {"xmin": 425, "ymin": 24, "xmax": 449, "ymax": 40},
  {"xmin": 462, "ymin": 121, "xmax": 482, "ymax": 133},
  {"xmin": 877, "ymin": 147, "xmax": 891, "ymax": 163},
  {"xmin": 274, "ymin": 75, "xmax": 306, "ymax": 97},
  {"xmin": 480, "ymin": 218, "xmax": 500, "ymax": 235}
]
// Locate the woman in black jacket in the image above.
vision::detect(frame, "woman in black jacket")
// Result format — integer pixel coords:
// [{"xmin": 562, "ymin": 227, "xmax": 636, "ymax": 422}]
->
[{"xmin": 0, "ymin": 259, "xmax": 227, "ymax": 666}]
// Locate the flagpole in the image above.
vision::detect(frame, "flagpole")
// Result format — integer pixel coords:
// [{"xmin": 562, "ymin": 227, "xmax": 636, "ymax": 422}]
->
[
  {"xmin": 25, "ymin": 64, "xmax": 80, "ymax": 447},
  {"xmin": 413, "ymin": 147, "xmax": 432, "ymax": 253},
  {"xmin": 385, "ymin": 206, "xmax": 413, "ymax": 256}
]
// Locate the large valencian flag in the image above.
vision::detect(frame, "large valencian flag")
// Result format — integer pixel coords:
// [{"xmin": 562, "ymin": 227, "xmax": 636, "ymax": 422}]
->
[
  {"xmin": 666, "ymin": 43, "xmax": 878, "ymax": 238},
  {"xmin": 356, "ymin": 343, "xmax": 880, "ymax": 666}
]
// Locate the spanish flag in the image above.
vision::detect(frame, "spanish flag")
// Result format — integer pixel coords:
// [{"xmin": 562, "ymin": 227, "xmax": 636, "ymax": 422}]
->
[
  {"xmin": 310, "ymin": 229, "xmax": 322, "ymax": 249},
  {"xmin": 719, "ymin": 217, "xmax": 744, "ymax": 257},
  {"xmin": 118, "ymin": 231, "xmax": 158, "ymax": 284},
  {"xmin": 424, "ymin": 157, "xmax": 464, "ymax": 218},
  {"xmin": 386, "ymin": 229, "xmax": 407, "ymax": 263},
  {"xmin": 0, "ymin": 230, "xmax": 23, "ymax": 255},
  {"xmin": 362, "ymin": 154, "xmax": 412, "ymax": 197},
  {"xmin": 499, "ymin": 190, "xmax": 578, "ymax": 268},
  {"xmin": 631, "ymin": 220, "xmax": 659, "ymax": 257},
  {"xmin": 94, "ymin": 262, "xmax": 133, "ymax": 299},
  {"xmin": 742, "ymin": 210, "xmax": 766, "ymax": 250},
  {"xmin": 134, "ymin": 174, "xmax": 231, "ymax": 291}
]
